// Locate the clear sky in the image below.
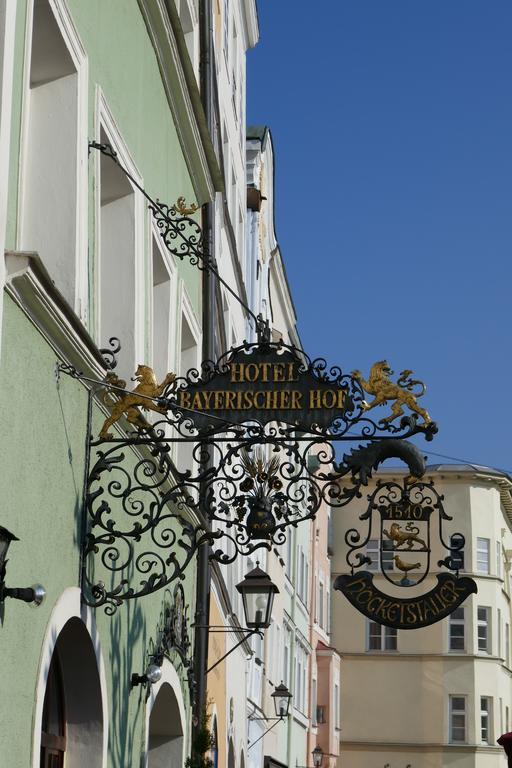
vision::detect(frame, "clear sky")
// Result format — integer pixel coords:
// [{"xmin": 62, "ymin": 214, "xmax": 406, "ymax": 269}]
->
[{"xmin": 247, "ymin": 1, "xmax": 512, "ymax": 472}]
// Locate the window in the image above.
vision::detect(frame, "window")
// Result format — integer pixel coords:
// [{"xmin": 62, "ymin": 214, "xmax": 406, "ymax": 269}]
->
[
  {"xmin": 449, "ymin": 696, "xmax": 466, "ymax": 743},
  {"xmin": 297, "ymin": 546, "xmax": 308, "ymax": 605},
  {"xmin": 366, "ymin": 539, "xmax": 393, "ymax": 571},
  {"xmin": 481, "ymin": 697, "xmax": 492, "ymax": 743},
  {"xmin": 477, "ymin": 607, "xmax": 491, "ymax": 653},
  {"xmin": 151, "ymin": 235, "xmax": 175, "ymax": 381},
  {"xmin": 477, "ymin": 538, "xmax": 490, "ymax": 574},
  {"xmin": 311, "ymin": 679, "xmax": 317, "ymax": 726},
  {"xmin": 449, "ymin": 607, "xmax": 465, "ymax": 651},
  {"xmin": 498, "ymin": 610, "xmax": 502, "ymax": 658},
  {"xmin": 507, "ymin": 706, "xmax": 510, "ymax": 733},
  {"xmin": 294, "ymin": 641, "xmax": 309, "ymax": 714},
  {"xmin": 497, "ymin": 541, "xmax": 502, "ymax": 578},
  {"xmin": 318, "ymin": 580, "xmax": 324, "ymax": 629},
  {"xmin": 283, "ymin": 626, "xmax": 291, "ymax": 688},
  {"xmin": 368, "ymin": 620, "xmax": 397, "ymax": 651},
  {"xmin": 21, "ymin": 0, "xmax": 85, "ymax": 313},
  {"xmin": 316, "ymin": 705, "xmax": 326, "ymax": 724},
  {"xmin": 334, "ymin": 682, "xmax": 340, "ymax": 729},
  {"xmin": 506, "ymin": 624, "xmax": 510, "ymax": 668}
]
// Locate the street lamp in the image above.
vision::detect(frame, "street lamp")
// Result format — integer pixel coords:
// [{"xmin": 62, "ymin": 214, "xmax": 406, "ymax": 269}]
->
[
  {"xmin": 131, "ymin": 661, "xmax": 163, "ymax": 688},
  {"xmin": 236, "ymin": 563, "xmax": 279, "ymax": 629},
  {"xmin": 271, "ymin": 681, "xmax": 292, "ymax": 719},
  {"xmin": 0, "ymin": 526, "xmax": 45, "ymax": 608}
]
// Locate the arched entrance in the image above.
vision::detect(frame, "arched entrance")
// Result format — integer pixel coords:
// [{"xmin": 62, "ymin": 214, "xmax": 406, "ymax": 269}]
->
[
  {"xmin": 147, "ymin": 683, "xmax": 184, "ymax": 767},
  {"xmin": 40, "ymin": 617, "xmax": 103, "ymax": 767},
  {"xmin": 228, "ymin": 738, "xmax": 235, "ymax": 768}
]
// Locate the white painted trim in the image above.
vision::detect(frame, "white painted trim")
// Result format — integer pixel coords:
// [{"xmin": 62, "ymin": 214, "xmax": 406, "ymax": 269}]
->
[
  {"xmin": 31, "ymin": 587, "xmax": 109, "ymax": 768},
  {"xmin": 144, "ymin": 658, "xmax": 187, "ymax": 767},
  {"xmin": 0, "ymin": 0, "xmax": 17, "ymax": 356},
  {"xmin": 150, "ymin": 216, "xmax": 178, "ymax": 373},
  {"xmin": 94, "ymin": 87, "xmax": 146, "ymax": 363},
  {"xmin": 180, "ymin": 284, "xmax": 202, "ymax": 370},
  {"xmin": 17, "ymin": 0, "xmax": 89, "ymax": 323}
]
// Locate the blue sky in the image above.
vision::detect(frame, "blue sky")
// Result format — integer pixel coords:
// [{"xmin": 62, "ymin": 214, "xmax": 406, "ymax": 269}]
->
[{"xmin": 247, "ymin": 2, "xmax": 512, "ymax": 471}]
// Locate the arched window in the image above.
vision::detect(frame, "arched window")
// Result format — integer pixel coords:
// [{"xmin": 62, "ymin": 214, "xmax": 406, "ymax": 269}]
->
[{"xmin": 39, "ymin": 618, "xmax": 103, "ymax": 768}]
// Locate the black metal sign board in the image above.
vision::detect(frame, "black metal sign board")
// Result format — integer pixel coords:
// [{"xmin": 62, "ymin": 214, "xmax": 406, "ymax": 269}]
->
[
  {"xmin": 172, "ymin": 345, "xmax": 352, "ymax": 431},
  {"xmin": 334, "ymin": 572, "xmax": 477, "ymax": 630}
]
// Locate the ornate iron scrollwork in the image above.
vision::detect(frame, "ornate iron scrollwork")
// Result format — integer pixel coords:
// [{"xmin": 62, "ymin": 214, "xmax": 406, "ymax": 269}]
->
[{"xmin": 58, "ymin": 337, "xmax": 440, "ymax": 613}]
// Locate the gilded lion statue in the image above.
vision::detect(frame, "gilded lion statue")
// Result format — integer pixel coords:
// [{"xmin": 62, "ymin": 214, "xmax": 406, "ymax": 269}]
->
[
  {"xmin": 99, "ymin": 364, "xmax": 176, "ymax": 439},
  {"xmin": 383, "ymin": 522, "xmax": 427, "ymax": 550},
  {"xmin": 351, "ymin": 360, "xmax": 431, "ymax": 426}
]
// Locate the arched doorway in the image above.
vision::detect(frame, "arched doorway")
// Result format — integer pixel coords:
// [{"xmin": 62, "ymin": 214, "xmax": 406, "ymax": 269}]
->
[
  {"xmin": 147, "ymin": 683, "xmax": 183, "ymax": 767},
  {"xmin": 228, "ymin": 738, "xmax": 235, "ymax": 768},
  {"xmin": 211, "ymin": 716, "xmax": 219, "ymax": 768},
  {"xmin": 40, "ymin": 617, "xmax": 103, "ymax": 767}
]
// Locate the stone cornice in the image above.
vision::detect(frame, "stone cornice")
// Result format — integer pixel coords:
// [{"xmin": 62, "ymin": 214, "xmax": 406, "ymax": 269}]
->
[{"xmin": 137, "ymin": 0, "xmax": 223, "ymax": 202}]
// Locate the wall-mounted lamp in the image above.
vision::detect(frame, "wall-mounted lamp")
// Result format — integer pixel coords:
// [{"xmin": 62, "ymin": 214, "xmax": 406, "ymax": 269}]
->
[
  {"xmin": 312, "ymin": 746, "xmax": 324, "ymax": 767},
  {"xmin": 206, "ymin": 565, "xmax": 279, "ymax": 674},
  {"xmin": 131, "ymin": 661, "xmax": 163, "ymax": 688},
  {"xmin": 271, "ymin": 681, "xmax": 292, "ymax": 719},
  {"xmin": 0, "ymin": 526, "xmax": 45, "ymax": 608}
]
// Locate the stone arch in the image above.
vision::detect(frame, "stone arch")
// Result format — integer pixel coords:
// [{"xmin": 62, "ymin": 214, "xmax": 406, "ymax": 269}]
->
[
  {"xmin": 33, "ymin": 587, "xmax": 108, "ymax": 768},
  {"xmin": 145, "ymin": 659, "xmax": 186, "ymax": 767}
]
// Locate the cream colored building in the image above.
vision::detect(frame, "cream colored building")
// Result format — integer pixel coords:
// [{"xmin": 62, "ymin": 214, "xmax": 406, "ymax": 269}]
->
[{"xmin": 331, "ymin": 464, "xmax": 512, "ymax": 768}]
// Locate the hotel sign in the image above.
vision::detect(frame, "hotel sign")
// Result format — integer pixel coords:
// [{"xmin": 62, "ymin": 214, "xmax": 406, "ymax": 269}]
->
[{"xmin": 172, "ymin": 347, "xmax": 352, "ymax": 431}]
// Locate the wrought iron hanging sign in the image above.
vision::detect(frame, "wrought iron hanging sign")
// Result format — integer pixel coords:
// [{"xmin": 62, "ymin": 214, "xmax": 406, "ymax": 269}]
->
[
  {"xmin": 54, "ymin": 142, "xmax": 473, "ymax": 624},
  {"xmin": 334, "ymin": 480, "xmax": 477, "ymax": 629}
]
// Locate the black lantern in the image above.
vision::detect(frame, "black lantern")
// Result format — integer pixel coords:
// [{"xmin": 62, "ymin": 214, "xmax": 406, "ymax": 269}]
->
[
  {"xmin": 312, "ymin": 746, "xmax": 324, "ymax": 767},
  {"xmin": 271, "ymin": 681, "xmax": 292, "ymax": 718},
  {"xmin": 0, "ymin": 526, "xmax": 18, "ymax": 579},
  {"xmin": 236, "ymin": 564, "xmax": 279, "ymax": 629},
  {"xmin": 0, "ymin": 525, "xmax": 45, "ymax": 608}
]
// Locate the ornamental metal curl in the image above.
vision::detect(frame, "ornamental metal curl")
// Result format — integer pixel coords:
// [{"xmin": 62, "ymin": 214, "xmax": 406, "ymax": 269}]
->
[{"xmin": 58, "ymin": 337, "xmax": 439, "ymax": 613}]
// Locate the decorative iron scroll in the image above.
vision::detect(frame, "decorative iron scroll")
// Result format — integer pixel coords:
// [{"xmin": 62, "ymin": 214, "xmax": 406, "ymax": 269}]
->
[
  {"xmin": 334, "ymin": 480, "xmax": 477, "ymax": 629},
  {"xmin": 58, "ymin": 338, "xmax": 441, "ymax": 613}
]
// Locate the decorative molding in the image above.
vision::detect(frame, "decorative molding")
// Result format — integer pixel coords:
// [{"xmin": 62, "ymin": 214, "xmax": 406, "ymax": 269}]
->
[
  {"xmin": 137, "ymin": 0, "xmax": 222, "ymax": 201},
  {"xmin": 5, "ymin": 251, "xmax": 107, "ymax": 379}
]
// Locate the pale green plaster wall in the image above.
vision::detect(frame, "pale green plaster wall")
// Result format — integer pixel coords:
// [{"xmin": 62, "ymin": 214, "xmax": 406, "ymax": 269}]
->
[{"xmin": 0, "ymin": 297, "xmax": 196, "ymax": 767}]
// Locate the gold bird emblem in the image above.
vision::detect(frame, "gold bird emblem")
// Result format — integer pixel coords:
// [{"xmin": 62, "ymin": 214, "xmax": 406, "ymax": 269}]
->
[{"xmin": 394, "ymin": 555, "xmax": 421, "ymax": 573}]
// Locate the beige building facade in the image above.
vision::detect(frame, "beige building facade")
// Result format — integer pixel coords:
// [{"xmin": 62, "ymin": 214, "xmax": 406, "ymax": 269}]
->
[{"xmin": 331, "ymin": 464, "xmax": 512, "ymax": 768}]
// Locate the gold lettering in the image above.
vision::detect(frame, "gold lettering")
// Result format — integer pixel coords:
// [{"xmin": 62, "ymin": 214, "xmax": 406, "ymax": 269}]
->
[
  {"xmin": 224, "ymin": 391, "xmax": 236, "ymax": 409},
  {"xmin": 213, "ymin": 391, "xmax": 224, "ymax": 409},
  {"xmin": 281, "ymin": 391, "xmax": 291, "ymax": 409},
  {"xmin": 309, "ymin": 390, "xmax": 322, "ymax": 409},
  {"xmin": 323, "ymin": 390, "xmax": 336, "ymax": 409},
  {"xmin": 337, "ymin": 389, "xmax": 345, "ymax": 409},
  {"xmin": 260, "ymin": 363, "xmax": 271, "ymax": 382},
  {"xmin": 202, "ymin": 391, "xmax": 214, "ymax": 409},
  {"xmin": 266, "ymin": 391, "xmax": 279, "ymax": 409},
  {"xmin": 254, "ymin": 391, "xmax": 266, "ymax": 409},
  {"xmin": 191, "ymin": 393, "xmax": 203, "ymax": 410},
  {"xmin": 243, "ymin": 391, "xmax": 253, "ymax": 409},
  {"xmin": 179, "ymin": 391, "xmax": 192, "ymax": 409},
  {"xmin": 245, "ymin": 364, "xmax": 259, "ymax": 382},
  {"xmin": 406, "ymin": 603, "xmax": 417, "ymax": 624},
  {"xmin": 274, "ymin": 364, "xmax": 285, "ymax": 382},
  {"xmin": 287, "ymin": 363, "xmax": 299, "ymax": 382},
  {"xmin": 230, "ymin": 363, "xmax": 245, "ymax": 383},
  {"xmin": 291, "ymin": 391, "xmax": 302, "ymax": 409}
]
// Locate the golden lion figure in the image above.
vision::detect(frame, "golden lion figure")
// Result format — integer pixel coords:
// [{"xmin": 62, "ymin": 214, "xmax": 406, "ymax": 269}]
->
[
  {"xmin": 383, "ymin": 522, "xmax": 427, "ymax": 550},
  {"xmin": 99, "ymin": 365, "xmax": 176, "ymax": 439},
  {"xmin": 351, "ymin": 360, "xmax": 432, "ymax": 426}
]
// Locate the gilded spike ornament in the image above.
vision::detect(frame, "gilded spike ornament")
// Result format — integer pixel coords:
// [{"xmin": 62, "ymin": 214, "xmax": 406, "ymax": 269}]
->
[
  {"xmin": 173, "ymin": 196, "xmax": 199, "ymax": 216},
  {"xmin": 351, "ymin": 360, "xmax": 432, "ymax": 427}
]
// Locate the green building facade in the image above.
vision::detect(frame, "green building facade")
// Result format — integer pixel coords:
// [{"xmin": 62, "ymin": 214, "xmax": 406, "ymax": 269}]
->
[{"xmin": 0, "ymin": 1, "xmax": 221, "ymax": 765}]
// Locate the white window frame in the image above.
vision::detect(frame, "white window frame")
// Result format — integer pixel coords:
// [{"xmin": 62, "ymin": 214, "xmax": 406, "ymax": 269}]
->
[
  {"xmin": 366, "ymin": 538, "xmax": 393, "ymax": 571},
  {"xmin": 477, "ymin": 606, "xmax": 491, "ymax": 654},
  {"xmin": 94, "ymin": 87, "xmax": 145, "ymax": 364},
  {"xmin": 449, "ymin": 695, "xmax": 467, "ymax": 744},
  {"xmin": 497, "ymin": 541, "xmax": 502, "ymax": 578},
  {"xmin": 448, "ymin": 606, "xmax": 465, "ymax": 652},
  {"xmin": 480, "ymin": 696, "xmax": 492, "ymax": 744},
  {"xmin": 150, "ymin": 221, "xmax": 178, "ymax": 377},
  {"xmin": 18, "ymin": 0, "xmax": 88, "ymax": 321},
  {"xmin": 476, "ymin": 538, "xmax": 490, "ymax": 574},
  {"xmin": 367, "ymin": 620, "xmax": 397, "ymax": 651}
]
